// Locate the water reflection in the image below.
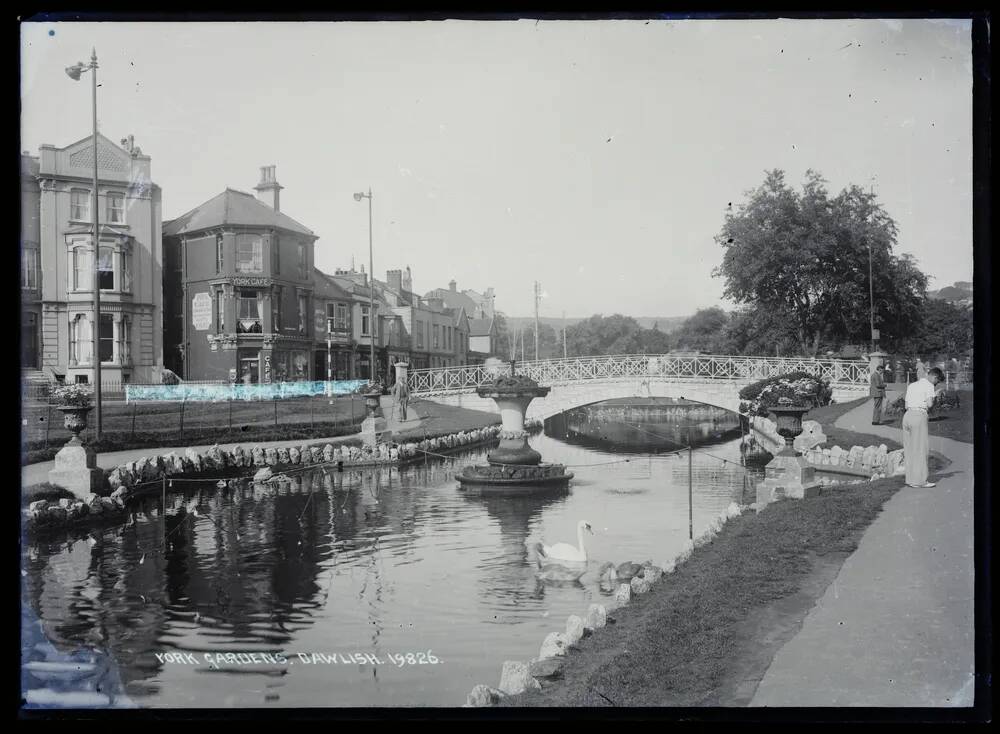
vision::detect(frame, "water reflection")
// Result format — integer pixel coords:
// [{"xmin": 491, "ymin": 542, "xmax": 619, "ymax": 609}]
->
[
  {"xmin": 546, "ymin": 398, "xmax": 742, "ymax": 453},
  {"xmin": 23, "ymin": 415, "xmax": 748, "ymax": 708}
]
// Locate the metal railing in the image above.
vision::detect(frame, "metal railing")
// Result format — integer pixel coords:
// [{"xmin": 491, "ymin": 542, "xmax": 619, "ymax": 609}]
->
[{"xmin": 406, "ymin": 353, "xmax": 872, "ymax": 396}]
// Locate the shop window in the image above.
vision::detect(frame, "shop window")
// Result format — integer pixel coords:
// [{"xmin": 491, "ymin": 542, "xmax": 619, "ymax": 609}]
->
[{"xmin": 237, "ymin": 289, "xmax": 262, "ymax": 333}]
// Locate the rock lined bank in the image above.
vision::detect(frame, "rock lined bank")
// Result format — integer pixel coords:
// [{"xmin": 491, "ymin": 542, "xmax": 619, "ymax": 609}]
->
[
  {"xmin": 24, "ymin": 421, "xmax": 547, "ymax": 534},
  {"xmin": 464, "ymin": 500, "xmax": 747, "ymax": 707}
]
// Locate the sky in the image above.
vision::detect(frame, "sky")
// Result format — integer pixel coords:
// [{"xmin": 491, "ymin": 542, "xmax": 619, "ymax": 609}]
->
[{"xmin": 20, "ymin": 18, "xmax": 973, "ymax": 318}]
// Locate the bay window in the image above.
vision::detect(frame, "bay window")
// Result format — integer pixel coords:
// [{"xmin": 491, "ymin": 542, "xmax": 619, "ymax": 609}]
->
[
  {"xmin": 298, "ymin": 294, "xmax": 307, "ymax": 334},
  {"xmin": 272, "ymin": 285, "xmax": 283, "ymax": 331},
  {"xmin": 237, "ymin": 289, "xmax": 262, "ymax": 333},
  {"xmin": 72, "ymin": 247, "xmax": 91, "ymax": 290},
  {"xmin": 99, "ymin": 313, "xmax": 114, "ymax": 363},
  {"xmin": 361, "ymin": 305, "xmax": 372, "ymax": 337},
  {"xmin": 98, "ymin": 247, "xmax": 114, "ymax": 290},
  {"xmin": 236, "ymin": 234, "xmax": 263, "ymax": 273}
]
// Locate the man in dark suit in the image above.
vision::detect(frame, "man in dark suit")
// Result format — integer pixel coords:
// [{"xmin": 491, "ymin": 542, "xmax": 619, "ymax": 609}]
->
[{"xmin": 870, "ymin": 363, "xmax": 886, "ymax": 425}]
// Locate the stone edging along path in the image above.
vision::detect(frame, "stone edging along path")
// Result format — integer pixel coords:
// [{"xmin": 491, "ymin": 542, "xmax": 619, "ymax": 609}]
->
[
  {"xmin": 23, "ymin": 421, "xmax": 542, "ymax": 534},
  {"xmin": 463, "ymin": 500, "xmax": 748, "ymax": 707}
]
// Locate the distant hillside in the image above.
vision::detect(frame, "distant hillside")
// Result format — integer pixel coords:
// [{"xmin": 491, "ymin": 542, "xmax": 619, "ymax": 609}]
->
[
  {"xmin": 928, "ymin": 281, "xmax": 973, "ymax": 304},
  {"xmin": 502, "ymin": 315, "xmax": 688, "ymax": 333}
]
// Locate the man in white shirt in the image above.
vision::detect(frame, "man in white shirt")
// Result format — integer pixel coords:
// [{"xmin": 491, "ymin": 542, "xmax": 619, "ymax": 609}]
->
[{"xmin": 902, "ymin": 367, "xmax": 943, "ymax": 487}]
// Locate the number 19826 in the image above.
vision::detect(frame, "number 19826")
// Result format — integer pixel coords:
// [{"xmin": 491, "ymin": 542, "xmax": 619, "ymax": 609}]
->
[{"xmin": 387, "ymin": 651, "xmax": 441, "ymax": 666}]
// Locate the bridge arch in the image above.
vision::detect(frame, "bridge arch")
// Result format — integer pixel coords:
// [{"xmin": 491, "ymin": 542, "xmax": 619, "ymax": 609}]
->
[{"xmin": 408, "ymin": 354, "xmax": 870, "ymax": 419}]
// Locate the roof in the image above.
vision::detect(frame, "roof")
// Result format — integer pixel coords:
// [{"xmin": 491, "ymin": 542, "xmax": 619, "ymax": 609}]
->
[
  {"xmin": 425, "ymin": 288, "xmax": 480, "ymax": 315},
  {"xmin": 469, "ymin": 316, "xmax": 495, "ymax": 336},
  {"xmin": 312, "ymin": 268, "xmax": 352, "ymax": 300},
  {"xmin": 162, "ymin": 188, "xmax": 315, "ymax": 238}
]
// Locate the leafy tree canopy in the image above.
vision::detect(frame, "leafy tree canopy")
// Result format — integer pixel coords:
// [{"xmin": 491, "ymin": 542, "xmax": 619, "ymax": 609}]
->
[{"xmin": 713, "ymin": 169, "xmax": 928, "ymax": 357}]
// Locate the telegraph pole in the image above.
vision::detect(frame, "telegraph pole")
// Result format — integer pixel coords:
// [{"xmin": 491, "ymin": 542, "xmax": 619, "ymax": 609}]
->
[
  {"xmin": 562, "ymin": 310, "xmax": 567, "ymax": 359},
  {"xmin": 533, "ymin": 281, "xmax": 540, "ymax": 361}
]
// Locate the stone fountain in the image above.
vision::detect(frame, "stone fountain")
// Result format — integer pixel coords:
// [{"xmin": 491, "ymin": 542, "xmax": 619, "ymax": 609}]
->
[{"xmin": 456, "ymin": 368, "xmax": 573, "ymax": 491}]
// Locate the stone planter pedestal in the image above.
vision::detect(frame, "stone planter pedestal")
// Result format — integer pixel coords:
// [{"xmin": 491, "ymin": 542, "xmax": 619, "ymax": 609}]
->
[
  {"xmin": 48, "ymin": 406, "xmax": 105, "ymax": 499},
  {"xmin": 361, "ymin": 390, "xmax": 388, "ymax": 449},
  {"xmin": 756, "ymin": 405, "xmax": 820, "ymax": 508}
]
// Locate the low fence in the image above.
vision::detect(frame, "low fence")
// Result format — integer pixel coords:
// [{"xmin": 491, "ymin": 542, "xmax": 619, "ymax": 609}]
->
[
  {"xmin": 125, "ymin": 380, "xmax": 370, "ymax": 403},
  {"xmin": 22, "ymin": 392, "xmax": 369, "ymax": 448}
]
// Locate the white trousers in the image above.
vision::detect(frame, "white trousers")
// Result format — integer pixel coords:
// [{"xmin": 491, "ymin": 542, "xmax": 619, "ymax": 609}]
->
[{"xmin": 902, "ymin": 409, "xmax": 929, "ymax": 485}]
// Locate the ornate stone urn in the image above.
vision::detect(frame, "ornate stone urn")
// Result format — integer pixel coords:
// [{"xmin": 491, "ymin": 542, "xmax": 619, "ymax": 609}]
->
[
  {"xmin": 768, "ymin": 404, "xmax": 811, "ymax": 456},
  {"xmin": 457, "ymin": 366, "xmax": 572, "ymax": 491},
  {"xmin": 757, "ymin": 402, "xmax": 820, "ymax": 508},
  {"xmin": 364, "ymin": 390, "xmax": 382, "ymax": 418},
  {"xmin": 58, "ymin": 405, "xmax": 93, "ymax": 445},
  {"xmin": 48, "ymin": 404, "xmax": 104, "ymax": 499}
]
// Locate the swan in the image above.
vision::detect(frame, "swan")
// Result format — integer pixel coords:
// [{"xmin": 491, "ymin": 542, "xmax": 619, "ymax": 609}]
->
[{"xmin": 534, "ymin": 521, "xmax": 593, "ymax": 565}]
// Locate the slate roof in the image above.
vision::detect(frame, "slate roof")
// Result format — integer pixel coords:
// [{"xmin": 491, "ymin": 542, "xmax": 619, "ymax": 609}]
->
[
  {"xmin": 469, "ymin": 317, "xmax": 495, "ymax": 336},
  {"xmin": 312, "ymin": 268, "xmax": 352, "ymax": 300},
  {"xmin": 162, "ymin": 188, "xmax": 315, "ymax": 238}
]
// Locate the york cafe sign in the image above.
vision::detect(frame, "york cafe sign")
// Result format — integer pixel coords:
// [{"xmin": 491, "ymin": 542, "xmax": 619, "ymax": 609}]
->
[{"xmin": 230, "ymin": 276, "xmax": 272, "ymax": 287}]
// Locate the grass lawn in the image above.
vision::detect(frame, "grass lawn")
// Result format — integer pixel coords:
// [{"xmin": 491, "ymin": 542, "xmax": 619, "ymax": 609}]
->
[
  {"xmin": 395, "ymin": 400, "xmax": 500, "ymax": 441},
  {"xmin": 502, "ymin": 475, "xmax": 908, "ymax": 707},
  {"xmin": 878, "ymin": 390, "xmax": 974, "ymax": 444}
]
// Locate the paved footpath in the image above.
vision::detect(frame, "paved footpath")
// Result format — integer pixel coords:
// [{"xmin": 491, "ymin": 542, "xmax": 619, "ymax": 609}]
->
[
  {"xmin": 749, "ymin": 401, "xmax": 975, "ymax": 707},
  {"xmin": 22, "ymin": 396, "xmax": 427, "ymax": 490}
]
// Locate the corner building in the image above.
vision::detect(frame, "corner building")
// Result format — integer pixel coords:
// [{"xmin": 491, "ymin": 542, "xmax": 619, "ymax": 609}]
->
[{"xmin": 163, "ymin": 166, "xmax": 316, "ymax": 383}]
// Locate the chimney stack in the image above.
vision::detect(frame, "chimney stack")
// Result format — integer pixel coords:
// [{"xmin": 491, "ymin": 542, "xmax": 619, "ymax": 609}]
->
[
  {"xmin": 254, "ymin": 165, "xmax": 283, "ymax": 212},
  {"xmin": 403, "ymin": 266, "xmax": 413, "ymax": 292},
  {"xmin": 387, "ymin": 269, "xmax": 403, "ymax": 293},
  {"xmin": 449, "ymin": 279, "xmax": 457, "ymax": 292}
]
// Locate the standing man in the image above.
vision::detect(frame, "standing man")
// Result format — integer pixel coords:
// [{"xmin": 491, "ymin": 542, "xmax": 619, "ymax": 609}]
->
[
  {"xmin": 902, "ymin": 367, "xmax": 943, "ymax": 488},
  {"xmin": 870, "ymin": 363, "xmax": 887, "ymax": 425},
  {"xmin": 392, "ymin": 376, "xmax": 410, "ymax": 422}
]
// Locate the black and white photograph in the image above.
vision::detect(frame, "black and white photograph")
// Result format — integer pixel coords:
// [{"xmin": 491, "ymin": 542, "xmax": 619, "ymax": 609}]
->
[{"xmin": 18, "ymin": 13, "xmax": 988, "ymax": 717}]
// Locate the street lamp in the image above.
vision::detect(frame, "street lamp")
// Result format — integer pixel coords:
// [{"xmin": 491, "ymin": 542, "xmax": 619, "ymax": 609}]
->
[
  {"xmin": 353, "ymin": 188, "xmax": 375, "ymax": 382},
  {"xmin": 66, "ymin": 48, "xmax": 102, "ymax": 440},
  {"xmin": 867, "ymin": 177, "xmax": 878, "ymax": 353}
]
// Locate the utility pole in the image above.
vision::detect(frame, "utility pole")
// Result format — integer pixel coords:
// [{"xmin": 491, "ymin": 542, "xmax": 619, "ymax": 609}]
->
[
  {"xmin": 533, "ymin": 281, "xmax": 540, "ymax": 361},
  {"xmin": 868, "ymin": 176, "xmax": 878, "ymax": 353},
  {"xmin": 562, "ymin": 310, "xmax": 567, "ymax": 359}
]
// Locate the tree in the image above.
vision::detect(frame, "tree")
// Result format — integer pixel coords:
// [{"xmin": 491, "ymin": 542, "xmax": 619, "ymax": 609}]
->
[
  {"xmin": 522, "ymin": 323, "xmax": 561, "ymax": 360},
  {"xmin": 723, "ymin": 308, "xmax": 801, "ymax": 357},
  {"xmin": 674, "ymin": 307, "xmax": 734, "ymax": 353},
  {"xmin": 894, "ymin": 299, "xmax": 973, "ymax": 357},
  {"xmin": 491, "ymin": 312, "xmax": 513, "ymax": 359},
  {"xmin": 714, "ymin": 170, "xmax": 928, "ymax": 357},
  {"xmin": 563, "ymin": 314, "xmax": 672, "ymax": 357}
]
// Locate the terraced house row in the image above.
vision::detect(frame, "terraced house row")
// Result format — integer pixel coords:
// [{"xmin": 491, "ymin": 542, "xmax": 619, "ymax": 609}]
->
[{"xmin": 20, "ymin": 134, "xmax": 500, "ymax": 391}]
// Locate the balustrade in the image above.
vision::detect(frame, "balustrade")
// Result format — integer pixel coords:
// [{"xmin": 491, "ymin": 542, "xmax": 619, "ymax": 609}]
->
[{"xmin": 407, "ymin": 353, "xmax": 870, "ymax": 396}]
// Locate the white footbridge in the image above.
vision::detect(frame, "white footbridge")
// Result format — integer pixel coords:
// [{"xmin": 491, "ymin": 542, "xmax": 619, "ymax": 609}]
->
[{"xmin": 407, "ymin": 354, "xmax": 871, "ymax": 421}]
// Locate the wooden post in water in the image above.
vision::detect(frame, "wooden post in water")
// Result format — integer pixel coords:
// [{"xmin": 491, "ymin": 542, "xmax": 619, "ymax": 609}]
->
[
  {"xmin": 688, "ymin": 433, "xmax": 693, "ymax": 541},
  {"xmin": 161, "ymin": 476, "xmax": 167, "ymax": 549}
]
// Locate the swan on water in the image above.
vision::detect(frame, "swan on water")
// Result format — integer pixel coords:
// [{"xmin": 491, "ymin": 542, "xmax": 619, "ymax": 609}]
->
[{"xmin": 534, "ymin": 521, "xmax": 593, "ymax": 565}]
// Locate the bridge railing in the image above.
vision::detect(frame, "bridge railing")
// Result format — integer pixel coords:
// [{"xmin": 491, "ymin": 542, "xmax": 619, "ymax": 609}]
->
[{"xmin": 407, "ymin": 353, "xmax": 871, "ymax": 395}]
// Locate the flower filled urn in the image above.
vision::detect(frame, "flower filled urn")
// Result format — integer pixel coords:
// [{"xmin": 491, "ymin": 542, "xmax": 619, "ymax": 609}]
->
[
  {"xmin": 768, "ymin": 403, "xmax": 812, "ymax": 456},
  {"xmin": 58, "ymin": 405, "xmax": 93, "ymax": 446}
]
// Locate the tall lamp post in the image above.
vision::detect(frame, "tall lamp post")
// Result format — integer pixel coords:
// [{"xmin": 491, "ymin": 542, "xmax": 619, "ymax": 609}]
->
[
  {"xmin": 353, "ymin": 188, "xmax": 375, "ymax": 382},
  {"xmin": 868, "ymin": 176, "xmax": 878, "ymax": 353},
  {"xmin": 66, "ymin": 49, "xmax": 102, "ymax": 440}
]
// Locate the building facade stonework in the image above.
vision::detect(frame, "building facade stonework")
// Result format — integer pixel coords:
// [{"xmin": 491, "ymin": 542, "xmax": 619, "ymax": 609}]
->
[{"xmin": 21, "ymin": 133, "xmax": 164, "ymax": 387}]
